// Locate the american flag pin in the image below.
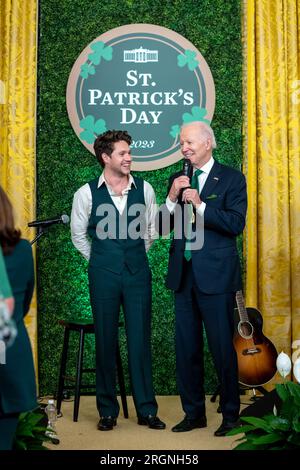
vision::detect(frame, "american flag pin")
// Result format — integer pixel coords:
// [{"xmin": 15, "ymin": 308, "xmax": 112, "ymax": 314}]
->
[{"xmin": 213, "ymin": 177, "xmax": 219, "ymax": 181}]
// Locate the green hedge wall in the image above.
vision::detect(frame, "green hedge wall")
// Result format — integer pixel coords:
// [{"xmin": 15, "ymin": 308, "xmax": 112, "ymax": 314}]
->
[{"xmin": 37, "ymin": 0, "xmax": 242, "ymax": 397}]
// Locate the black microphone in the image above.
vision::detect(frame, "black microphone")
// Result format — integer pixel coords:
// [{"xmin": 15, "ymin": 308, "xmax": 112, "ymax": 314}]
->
[
  {"xmin": 182, "ymin": 158, "xmax": 192, "ymax": 191},
  {"xmin": 182, "ymin": 158, "xmax": 192, "ymax": 179},
  {"xmin": 28, "ymin": 214, "xmax": 70, "ymax": 228}
]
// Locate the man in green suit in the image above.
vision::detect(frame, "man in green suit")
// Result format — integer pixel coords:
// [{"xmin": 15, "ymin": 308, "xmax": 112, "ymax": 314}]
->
[{"xmin": 71, "ymin": 130, "xmax": 165, "ymax": 431}]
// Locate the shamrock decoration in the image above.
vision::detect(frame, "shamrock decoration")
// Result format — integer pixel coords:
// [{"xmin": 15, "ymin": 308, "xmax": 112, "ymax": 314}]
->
[
  {"xmin": 169, "ymin": 124, "xmax": 181, "ymax": 138},
  {"xmin": 80, "ymin": 63, "xmax": 95, "ymax": 79},
  {"xmin": 177, "ymin": 50, "xmax": 199, "ymax": 71},
  {"xmin": 79, "ymin": 115, "xmax": 107, "ymax": 144},
  {"xmin": 182, "ymin": 106, "xmax": 210, "ymax": 124},
  {"xmin": 88, "ymin": 41, "xmax": 113, "ymax": 65},
  {"xmin": 169, "ymin": 108, "xmax": 210, "ymax": 139}
]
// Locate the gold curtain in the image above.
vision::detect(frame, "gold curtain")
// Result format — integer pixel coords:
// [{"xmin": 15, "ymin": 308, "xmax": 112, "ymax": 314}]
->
[
  {"xmin": 243, "ymin": 0, "xmax": 300, "ymax": 378},
  {"xmin": 0, "ymin": 0, "xmax": 38, "ymax": 370}
]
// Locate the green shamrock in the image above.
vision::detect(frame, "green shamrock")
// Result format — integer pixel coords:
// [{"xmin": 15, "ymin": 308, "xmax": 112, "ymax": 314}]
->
[
  {"xmin": 88, "ymin": 41, "xmax": 113, "ymax": 65},
  {"xmin": 79, "ymin": 115, "xmax": 107, "ymax": 144},
  {"xmin": 177, "ymin": 50, "xmax": 199, "ymax": 71},
  {"xmin": 182, "ymin": 106, "xmax": 210, "ymax": 124},
  {"xmin": 169, "ymin": 124, "xmax": 180, "ymax": 138},
  {"xmin": 80, "ymin": 63, "xmax": 95, "ymax": 79}
]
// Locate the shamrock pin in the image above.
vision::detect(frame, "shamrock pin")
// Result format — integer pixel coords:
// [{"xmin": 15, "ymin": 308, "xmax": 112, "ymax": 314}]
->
[
  {"xmin": 177, "ymin": 50, "xmax": 199, "ymax": 71},
  {"xmin": 80, "ymin": 63, "xmax": 96, "ymax": 79},
  {"xmin": 182, "ymin": 106, "xmax": 210, "ymax": 124},
  {"xmin": 88, "ymin": 41, "xmax": 113, "ymax": 65},
  {"xmin": 79, "ymin": 115, "xmax": 107, "ymax": 144}
]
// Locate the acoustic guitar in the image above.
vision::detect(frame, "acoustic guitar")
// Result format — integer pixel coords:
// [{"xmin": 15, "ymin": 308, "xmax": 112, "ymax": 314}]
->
[{"xmin": 233, "ymin": 290, "xmax": 278, "ymax": 387}]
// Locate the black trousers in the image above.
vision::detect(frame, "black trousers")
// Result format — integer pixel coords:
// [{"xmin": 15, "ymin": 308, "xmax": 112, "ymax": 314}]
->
[{"xmin": 174, "ymin": 260, "xmax": 240, "ymax": 422}]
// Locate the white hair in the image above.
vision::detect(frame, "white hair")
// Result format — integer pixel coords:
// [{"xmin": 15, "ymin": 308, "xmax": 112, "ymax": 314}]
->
[{"xmin": 181, "ymin": 121, "xmax": 217, "ymax": 149}]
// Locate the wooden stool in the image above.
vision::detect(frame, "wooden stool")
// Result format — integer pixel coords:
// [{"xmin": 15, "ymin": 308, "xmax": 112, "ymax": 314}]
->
[{"xmin": 56, "ymin": 318, "xmax": 128, "ymax": 422}]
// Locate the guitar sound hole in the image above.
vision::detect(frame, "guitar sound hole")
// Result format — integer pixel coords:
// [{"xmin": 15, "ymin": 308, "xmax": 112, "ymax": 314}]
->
[{"xmin": 238, "ymin": 321, "xmax": 253, "ymax": 339}]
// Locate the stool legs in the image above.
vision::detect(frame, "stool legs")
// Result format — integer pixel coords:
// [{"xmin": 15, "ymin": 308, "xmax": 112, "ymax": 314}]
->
[
  {"xmin": 73, "ymin": 328, "xmax": 85, "ymax": 422},
  {"xmin": 56, "ymin": 327, "xmax": 70, "ymax": 415},
  {"xmin": 116, "ymin": 343, "xmax": 128, "ymax": 418},
  {"xmin": 57, "ymin": 323, "xmax": 128, "ymax": 422}
]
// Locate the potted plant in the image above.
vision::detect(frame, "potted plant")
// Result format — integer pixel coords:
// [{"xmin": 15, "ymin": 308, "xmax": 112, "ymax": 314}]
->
[
  {"xmin": 13, "ymin": 406, "xmax": 58, "ymax": 450},
  {"xmin": 228, "ymin": 353, "xmax": 300, "ymax": 450}
]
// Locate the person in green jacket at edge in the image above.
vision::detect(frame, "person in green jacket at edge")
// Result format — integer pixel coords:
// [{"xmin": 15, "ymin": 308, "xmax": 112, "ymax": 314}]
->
[
  {"xmin": 71, "ymin": 130, "xmax": 165, "ymax": 431},
  {"xmin": 0, "ymin": 187, "xmax": 37, "ymax": 450},
  {"xmin": 0, "ymin": 245, "xmax": 14, "ymax": 312}
]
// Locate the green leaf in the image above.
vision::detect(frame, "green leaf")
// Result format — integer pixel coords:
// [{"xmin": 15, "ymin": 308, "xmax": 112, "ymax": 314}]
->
[
  {"xmin": 88, "ymin": 51, "xmax": 101, "ymax": 65},
  {"xmin": 268, "ymin": 416, "xmax": 290, "ymax": 432},
  {"xmin": 182, "ymin": 106, "xmax": 210, "ymax": 124},
  {"xmin": 90, "ymin": 41, "xmax": 105, "ymax": 52},
  {"xmin": 15, "ymin": 440, "xmax": 27, "ymax": 450},
  {"xmin": 276, "ymin": 383, "xmax": 289, "ymax": 401},
  {"xmin": 177, "ymin": 54, "xmax": 187, "ymax": 68},
  {"xmin": 94, "ymin": 118, "xmax": 107, "ymax": 135},
  {"xmin": 80, "ymin": 63, "xmax": 89, "ymax": 79},
  {"xmin": 187, "ymin": 58, "xmax": 198, "ymax": 71},
  {"xmin": 226, "ymin": 424, "xmax": 255, "ymax": 436},
  {"xmin": 292, "ymin": 417, "xmax": 300, "ymax": 432},
  {"xmin": 239, "ymin": 416, "xmax": 272, "ymax": 432},
  {"xmin": 287, "ymin": 432, "xmax": 300, "ymax": 445},
  {"xmin": 16, "ymin": 429, "xmax": 35, "ymax": 438},
  {"xmin": 79, "ymin": 130, "xmax": 95, "ymax": 144},
  {"xmin": 80, "ymin": 115, "xmax": 94, "ymax": 131},
  {"xmin": 252, "ymin": 433, "xmax": 283, "ymax": 445},
  {"xmin": 102, "ymin": 46, "xmax": 113, "ymax": 61},
  {"xmin": 169, "ymin": 124, "xmax": 180, "ymax": 138},
  {"xmin": 286, "ymin": 381, "xmax": 300, "ymax": 400},
  {"xmin": 25, "ymin": 412, "xmax": 44, "ymax": 426},
  {"xmin": 233, "ymin": 441, "xmax": 260, "ymax": 450}
]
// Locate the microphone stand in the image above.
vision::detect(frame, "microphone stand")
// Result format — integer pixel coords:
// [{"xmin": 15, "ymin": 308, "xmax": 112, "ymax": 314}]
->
[
  {"xmin": 30, "ymin": 225, "xmax": 47, "ymax": 245},
  {"xmin": 29, "ymin": 222, "xmax": 61, "ymax": 444}
]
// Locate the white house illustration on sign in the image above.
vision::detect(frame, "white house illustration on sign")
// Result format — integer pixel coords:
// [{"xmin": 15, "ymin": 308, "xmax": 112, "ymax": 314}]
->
[{"xmin": 123, "ymin": 47, "xmax": 159, "ymax": 63}]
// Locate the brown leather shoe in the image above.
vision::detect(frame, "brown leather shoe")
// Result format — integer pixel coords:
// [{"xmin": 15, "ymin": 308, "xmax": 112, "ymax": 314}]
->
[
  {"xmin": 97, "ymin": 416, "xmax": 117, "ymax": 431},
  {"xmin": 172, "ymin": 416, "xmax": 207, "ymax": 432},
  {"xmin": 137, "ymin": 415, "xmax": 166, "ymax": 429}
]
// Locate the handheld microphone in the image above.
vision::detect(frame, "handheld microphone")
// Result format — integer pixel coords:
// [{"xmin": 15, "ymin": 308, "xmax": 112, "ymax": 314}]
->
[
  {"xmin": 28, "ymin": 214, "xmax": 70, "ymax": 228},
  {"xmin": 182, "ymin": 158, "xmax": 192, "ymax": 179},
  {"xmin": 182, "ymin": 158, "xmax": 192, "ymax": 191}
]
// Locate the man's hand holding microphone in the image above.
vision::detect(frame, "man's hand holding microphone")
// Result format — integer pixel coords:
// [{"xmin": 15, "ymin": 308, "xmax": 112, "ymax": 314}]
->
[{"xmin": 168, "ymin": 159, "xmax": 202, "ymax": 209}]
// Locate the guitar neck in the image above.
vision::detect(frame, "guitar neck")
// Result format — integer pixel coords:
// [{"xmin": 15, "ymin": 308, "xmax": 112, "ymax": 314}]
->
[{"xmin": 236, "ymin": 290, "xmax": 249, "ymax": 322}]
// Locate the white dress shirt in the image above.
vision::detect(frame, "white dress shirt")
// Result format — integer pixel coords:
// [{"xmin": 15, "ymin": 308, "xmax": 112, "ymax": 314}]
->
[
  {"xmin": 71, "ymin": 173, "xmax": 157, "ymax": 260},
  {"xmin": 166, "ymin": 157, "xmax": 215, "ymax": 215}
]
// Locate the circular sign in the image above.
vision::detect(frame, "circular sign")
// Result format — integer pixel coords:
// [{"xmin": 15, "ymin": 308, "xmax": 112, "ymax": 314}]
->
[{"xmin": 67, "ymin": 24, "xmax": 215, "ymax": 171}]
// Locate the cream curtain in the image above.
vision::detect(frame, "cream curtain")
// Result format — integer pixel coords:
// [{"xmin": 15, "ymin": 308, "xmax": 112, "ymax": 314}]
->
[
  {"xmin": 0, "ymin": 0, "xmax": 38, "ymax": 370},
  {"xmin": 242, "ymin": 0, "xmax": 300, "ymax": 379}
]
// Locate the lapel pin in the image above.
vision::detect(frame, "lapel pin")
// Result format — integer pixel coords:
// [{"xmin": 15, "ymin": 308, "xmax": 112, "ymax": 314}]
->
[{"xmin": 213, "ymin": 177, "xmax": 219, "ymax": 181}]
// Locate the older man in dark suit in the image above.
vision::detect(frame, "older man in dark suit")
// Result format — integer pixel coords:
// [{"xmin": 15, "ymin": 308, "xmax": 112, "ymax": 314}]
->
[{"xmin": 159, "ymin": 121, "xmax": 247, "ymax": 436}]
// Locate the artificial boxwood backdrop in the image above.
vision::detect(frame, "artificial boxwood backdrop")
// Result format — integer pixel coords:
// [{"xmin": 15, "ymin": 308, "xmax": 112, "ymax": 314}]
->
[{"xmin": 37, "ymin": 0, "xmax": 242, "ymax": 397}]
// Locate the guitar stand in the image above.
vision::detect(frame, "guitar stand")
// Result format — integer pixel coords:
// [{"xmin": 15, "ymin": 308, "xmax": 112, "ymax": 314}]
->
[
  {"xmin": 247, "ymin": 386, "xmax": 268, "ymax": 401},
  {"xmin": 210, "ymin": 384, "xmax": 268, "ymax": 412}
]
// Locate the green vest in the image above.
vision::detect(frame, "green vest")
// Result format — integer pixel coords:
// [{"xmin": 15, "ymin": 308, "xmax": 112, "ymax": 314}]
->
[{"xmin": 88, "ymin": 177, "xmax": 148, "ymax": 274}]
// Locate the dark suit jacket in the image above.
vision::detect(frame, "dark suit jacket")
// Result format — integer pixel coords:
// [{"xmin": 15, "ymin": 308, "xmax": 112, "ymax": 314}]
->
[
  {"xmin": 158, "ymin": 160, "xmax": 247, "ymax": 293},
  {"xmin": 0, "ymin": 239, "xmax": 36, "ymax": 414}
]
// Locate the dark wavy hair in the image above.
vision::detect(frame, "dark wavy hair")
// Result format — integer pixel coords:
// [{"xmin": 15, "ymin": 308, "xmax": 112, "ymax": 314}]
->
[
  {"xmin": 93, "ymin": 130, "xmax": 132, "ymax": 167},
  {"xmin": 0, "ymin": 187, "xmax": 21, "ymax": 255}
]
